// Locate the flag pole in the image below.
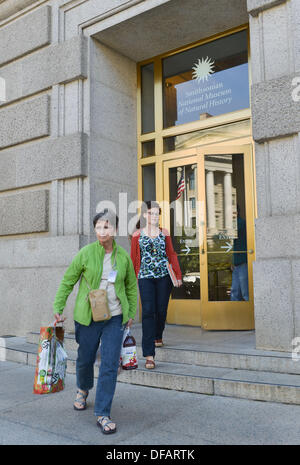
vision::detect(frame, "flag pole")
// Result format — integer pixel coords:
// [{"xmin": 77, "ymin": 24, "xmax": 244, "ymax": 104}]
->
[{"xmin": 183, "ymin": 165, "xmax": 188, "ymax": 229}]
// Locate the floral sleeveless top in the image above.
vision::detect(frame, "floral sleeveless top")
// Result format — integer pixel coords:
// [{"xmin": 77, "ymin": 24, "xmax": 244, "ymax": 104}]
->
[{"xmin": 138, "ymin": 230, "xmax": 169, "ymax": 279}]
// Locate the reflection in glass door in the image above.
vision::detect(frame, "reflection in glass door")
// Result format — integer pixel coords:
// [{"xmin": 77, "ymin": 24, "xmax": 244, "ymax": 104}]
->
[
  {"xmin": 164, "ymin": 156, "xmax": 202, "ymax": 326},
  {"xmin": 163, "ymin": 145, "xmax": 255, "ymax": 329},
  {"xmin": 200, "ymin": 145, "xmax": 255, "ymax": 329},
  {"xmin": 169, "ymin": 163, "xmax": 200, "ymax": 300},
  {"xmin": 205, "ymin": 153, "xmax": 248, "ymax": 302}
]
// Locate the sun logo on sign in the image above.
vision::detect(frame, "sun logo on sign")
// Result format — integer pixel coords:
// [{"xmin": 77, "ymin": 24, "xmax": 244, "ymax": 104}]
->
[{"xmin": 192, "ymin": 57, "xmax": 215, "ymax": 83}]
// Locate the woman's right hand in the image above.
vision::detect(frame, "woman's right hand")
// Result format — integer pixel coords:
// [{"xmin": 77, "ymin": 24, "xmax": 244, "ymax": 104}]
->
[
  {"xmin": 126, "ymin": 318, "xmax": 133, "ymax": 328},
  {"xmin": 54, "ymin": 313, "xmax": 66, "ymax": 323}
]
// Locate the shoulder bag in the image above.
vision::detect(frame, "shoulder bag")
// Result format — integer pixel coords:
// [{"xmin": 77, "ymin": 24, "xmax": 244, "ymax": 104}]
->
[{"xmin": 82, "ymin": 251, "xmax": 117, "ymax": 322}]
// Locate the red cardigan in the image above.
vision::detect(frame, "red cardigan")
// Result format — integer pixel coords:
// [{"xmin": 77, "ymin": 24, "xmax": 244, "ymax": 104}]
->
[{"xmin": 130, "ymin": 228, "xmax": 182, "ymax": 281}]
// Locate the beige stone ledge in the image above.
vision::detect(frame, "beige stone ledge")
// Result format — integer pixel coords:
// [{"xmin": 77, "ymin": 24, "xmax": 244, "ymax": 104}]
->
[{"xmin": 247, "ymin": 0, "xmax": 287, "ymax": 17}]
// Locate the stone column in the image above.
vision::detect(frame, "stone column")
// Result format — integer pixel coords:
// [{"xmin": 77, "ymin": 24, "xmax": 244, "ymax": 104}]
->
[
  {"xmin": 223, "ymin": 172, "xmax": 233, "ymax": 231},
  {"xmin": 248, "ymin": 0, "xmax": 300, "ymax": 351},
  {"xmin": 206, "ymin": 170, "xmax": 216, "ymax": 230},
  {"xmin": 0, "ymin": 5, "xmax": 90, "ymax": 335}
]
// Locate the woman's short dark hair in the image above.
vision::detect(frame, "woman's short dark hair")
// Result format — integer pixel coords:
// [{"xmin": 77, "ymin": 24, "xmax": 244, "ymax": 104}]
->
[
  {"xmin": 136, "ymin": 201, "xmax": 161, "ymax": 230},
  {"xmin": 93, "ymin": 209, "xmax": 119, "ymax": 230}
]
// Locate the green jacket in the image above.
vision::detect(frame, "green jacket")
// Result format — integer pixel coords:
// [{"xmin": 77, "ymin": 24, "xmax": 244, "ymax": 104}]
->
[{"xmin": 53, "ymin": 240, "xmax": 138, "ymax": 326}]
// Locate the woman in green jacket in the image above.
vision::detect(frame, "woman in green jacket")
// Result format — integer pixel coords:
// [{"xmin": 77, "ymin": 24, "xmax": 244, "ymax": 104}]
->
[{"xmin": 53, "ymin": 209, "xmax": 137, "ymax": 435}]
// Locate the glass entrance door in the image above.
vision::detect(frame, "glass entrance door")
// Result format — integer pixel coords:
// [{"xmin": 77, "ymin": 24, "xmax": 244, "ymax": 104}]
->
[
  {"xmin": 163, "ymin": 144, "xmax": 255, "ymax": 329},
  {"xmin": 163, "ymin": 154, "xmax": 202, "ymax": 326}
]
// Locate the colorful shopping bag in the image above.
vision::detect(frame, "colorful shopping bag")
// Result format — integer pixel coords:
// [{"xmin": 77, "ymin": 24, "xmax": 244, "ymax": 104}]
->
[{"xmin": 33, "ymin": 322, "xmax": 67, "ymax": 394}]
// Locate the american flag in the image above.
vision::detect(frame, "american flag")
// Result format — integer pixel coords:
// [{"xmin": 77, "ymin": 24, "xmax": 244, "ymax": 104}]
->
[{"xmin": 176, "ymin": 168, "xmax": 185, "ymax": 200}]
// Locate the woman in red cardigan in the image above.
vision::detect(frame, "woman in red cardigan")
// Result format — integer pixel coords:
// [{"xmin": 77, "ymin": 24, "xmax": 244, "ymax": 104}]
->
[{"xmin": 131, "ymin": 201, "xmax": 182, "ymax": 369}]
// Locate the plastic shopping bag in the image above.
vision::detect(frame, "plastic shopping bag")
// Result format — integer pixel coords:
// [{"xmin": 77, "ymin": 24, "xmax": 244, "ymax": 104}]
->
[
  {"xmin": 33, "ymin": 321, "xmax": 67, "ymax": 394},
  {"xmin": 120, "ymin": 327, "xmax": 138, "ymax": 370}
]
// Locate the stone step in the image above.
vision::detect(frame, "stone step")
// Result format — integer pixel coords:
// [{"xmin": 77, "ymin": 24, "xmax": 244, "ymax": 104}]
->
[
  {"xmin": 118, "ymin": 361, "xmax": 300, "ymax": 405},
  {"xmin": 26, "ymin": 331, "xmax": 300, "ymax": 375},
  {"xmin": 1, "ymin": 336, "xmax": 300, "ymax": 405}
]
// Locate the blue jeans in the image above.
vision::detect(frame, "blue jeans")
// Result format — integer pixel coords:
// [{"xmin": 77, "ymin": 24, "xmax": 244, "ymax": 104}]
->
[
  {"xmin": 138, "ymin": 275, "xmax": 173, "ymax": 357},
  {"xmin": 74, "ymin": 315, "xmax": 124, "ymax": 417},
  {"xmin": 230, "ymin": 263, "xmax": 249, "ymax": 301}
]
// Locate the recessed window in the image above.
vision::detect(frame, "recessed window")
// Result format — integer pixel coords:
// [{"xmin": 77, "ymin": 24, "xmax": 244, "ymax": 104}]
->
[
  {"xmin": 190, "ymin": 197, "xmax": 196, "ymax": 209},
  {"xmin": 162, "ymin": 30, "xmax": 249, "ymax": 128},
  {"xmin": 142, "ymin": 164, "xmax": 156, "ymax": 201},
  {"xmin": 163, "ymin": 120, "xmax": 251, "ymax": 153},
  {"xmin": 141, "ymin": 63, "xmax": 155, "ymax": 134},
  {"xmin": 142, "ymin": 140, "xmax": 155, "ymax": 157}
]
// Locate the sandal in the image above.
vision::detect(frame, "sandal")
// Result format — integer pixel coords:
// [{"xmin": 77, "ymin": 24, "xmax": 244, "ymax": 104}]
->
[
  {"xmin": 73, "ymin": 389, "xmax": 88, "ymax": 411},
  {"xmin": 155, "ymin": 339, "xmax": 164, "ymax": 347},
  {"xmin": 97, "ymin": 416, "xmax": 117, "ymax": 434},
  {"xmin": 145, "ymin": 359, "xmax": 155, "ymax": 369}
]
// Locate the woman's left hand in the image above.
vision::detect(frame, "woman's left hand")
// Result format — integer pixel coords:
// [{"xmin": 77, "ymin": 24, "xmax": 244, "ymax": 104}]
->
[
  {"xmin": 176, "ymin": 279, "xmax": 183, "ymax": 287},
  {"xmin": 126, "ymin": 318, "xmax": 133, "ymax": 328}
]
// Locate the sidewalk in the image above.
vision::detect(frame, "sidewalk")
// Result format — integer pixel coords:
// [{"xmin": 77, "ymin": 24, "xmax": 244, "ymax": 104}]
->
[{"xmin": 1, "ymin": 360, "xmax": 300, "ymax": 445}]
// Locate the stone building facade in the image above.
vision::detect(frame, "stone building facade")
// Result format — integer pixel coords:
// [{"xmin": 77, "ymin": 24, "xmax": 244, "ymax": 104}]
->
[{"xmin": 0, "ymin": 0, "xmax": 299, "ymax": 352}]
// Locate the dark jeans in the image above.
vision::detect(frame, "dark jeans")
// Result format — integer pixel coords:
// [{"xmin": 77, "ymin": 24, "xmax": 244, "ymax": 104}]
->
[
  {"xmin": 138, "ymin": 275, "xmax": 173, "ymax": 357},
  {"xmin": 75, "ymin": 315, "xmax": 124, "ymax": 417},
  {"xmin": 230, "ymin": 263, "xmax": 249, "ymax": 301}
]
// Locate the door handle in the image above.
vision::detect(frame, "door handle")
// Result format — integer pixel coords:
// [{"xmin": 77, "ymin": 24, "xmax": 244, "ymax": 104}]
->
[{"xmin": 248, "ymin": 249, "xmax": 254, "ymax": 254}]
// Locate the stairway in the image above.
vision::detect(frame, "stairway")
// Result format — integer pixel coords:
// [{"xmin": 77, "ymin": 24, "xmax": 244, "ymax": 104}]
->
[{"xmin": 1, "ymin": 324, "xmax": 300, "ymax": 405}]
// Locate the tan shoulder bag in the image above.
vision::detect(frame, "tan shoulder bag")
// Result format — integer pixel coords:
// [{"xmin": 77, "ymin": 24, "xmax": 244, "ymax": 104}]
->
[{"xmin": 82, "ymin": 251, "xmax": 117, "ymax": 322}]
